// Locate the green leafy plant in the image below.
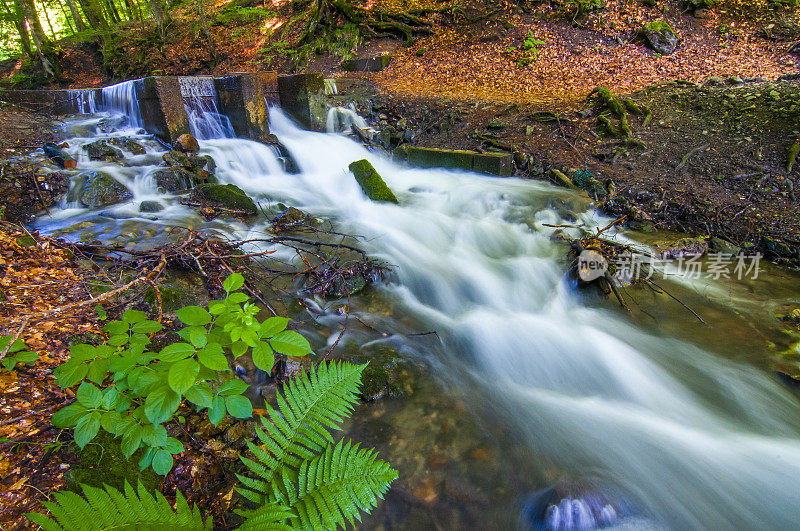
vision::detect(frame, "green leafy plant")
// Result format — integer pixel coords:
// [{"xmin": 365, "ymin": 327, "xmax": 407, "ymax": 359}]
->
[
  {"xmin": 0, "ymin": 335, "xmax": 38, "ymax": 371},
  {"xmin": 29, "ymin": 361, "xmax": 397, "ymax": 530},
  {"xmin": 51, "ymin": 273, "xmax": 313, "ymax": 475}
]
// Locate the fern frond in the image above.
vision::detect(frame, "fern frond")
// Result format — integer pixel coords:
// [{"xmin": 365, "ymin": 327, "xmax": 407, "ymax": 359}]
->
[
  {"xmin": 274, "ymin": 438, "xmax": 398, "ymax": 530},
  {"xmin": 234, "ymin": 502, "xmax": 295, "ymax": 530},
  {"xmin": 237, "ymin": 361, "xmax": 366, "ymax": 503},
  {"xmin": 25, "ymin": 481, "xmax": 209, "ymax": 530}
]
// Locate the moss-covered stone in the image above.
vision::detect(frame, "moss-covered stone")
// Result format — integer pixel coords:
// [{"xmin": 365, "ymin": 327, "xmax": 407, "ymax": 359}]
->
[
  {"xmin": 349, "ymin": 159, "xmax": 399, "ymax": 203},
  {"xmin": 106, "ymin": 137, "xmax": 146, "ymax": 155},
  {"xmin": 65, "ymin": 431, "xmax": 161, "ymax": 493},
  {"xmin": 67, "ymin": 171, "xmax": 133, "ymax": 208},
  {"xmin": 404, "ymin": 146, "xmax": 514, "ymax": 176},
  {"xmin": 190, "ymin": 183, "xmax": 258, "ymax": 214},
  {"xmin": 85, "ymin": 140, "xmax": 122, "ymax": 162}
]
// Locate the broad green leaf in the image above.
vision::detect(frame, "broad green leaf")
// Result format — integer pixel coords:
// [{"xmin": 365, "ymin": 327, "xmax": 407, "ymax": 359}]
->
[
  {"xmin": 144, "ymin": 386, "xmax": 181, "ymax": 425},
  {"xmin": 74, "ymin": 411, "xmax": 101, "ymax": 448},
  {"xmin": 225, "ymin": 395, "xmax": 252, "ymax": 419},
  {"xmin": 142, "ymin": 424, "xmax": 168, "ymax": 447},
  {"xmin": 159, "ymin": 343, "xmax": 196, "ymax": 362},
  {"xmin": 139, "ymin": 447, "xmax": 155, "ymax": 470},
  {"xmin": 225, "ymin": 292, "xmax": 248, "ymax": 304},
  {"xmin": 14, "ymin": 351, "xmax": 38, "ymax": 364},
  {"xmin": 168, "ymin": 359, "xmax": 200, "ymax": 394},
  {"xmin": 152, "ymin": 449, "xmax": 174, "ymax": 475},
  {"xmin": 252, "ymin": 342, "xmax": 275, "ymax": 373},
  {"xmin": 218, "ymin": 379, "xmax": 248, "ymax": 396},
  {"xmin": 223, "ymin": 273, "xmax": 244, "ymax": 292},
  {"xmin": 231, "ymin": 340, "xmax": 248, "ymax": 359},
  {"xmin": 100, "ymin": 411, "xmax": 121, "ymax": 432},
  {"xmin": 103, "ymin": 321, "xmax": 129, "ymax": 335},
  {"xmin": 208, "ymin": 396, "xmax": 226, "ymax": 426},
  {"xmin": 259, "ymin": 317, "xmax": 289, "ymax": 338},
  {"xmin": 163, "ymin": 437, "xmax": 184, "ymax": 454},
  {"xmin": 86, "ymin": 358, "xmax": 109, "ymax": 385},
  {"xmin": 122, "ymin": 310, "xmax": 148, "ymax": 324},
  {"xmin": 198, "ymin": 343, "xmax": 228, "ymax": 371},
  {"xmin": 121, "ymin": 425, "xmax": 143, "ymax": 458},
  {"xmin": 77, "ymin": 382, "xmax": 102, "ymax": 408},
  {"xmin": 176, "ymin": 306, "xmax": 212, "ymax": 326},
  {"xmin": 51, "ymin": 404, "xmax": 87, "ymax": 428},
  {"xmin": 55, "ymin": 359, "xmax": 89, "ymax": 387},
  {"xmin": 108, "ymin": 334, "xmax": 130, "ymax": 347},
  {"xmin": 189, "ymin": 327, "xmax": 208, "ymax": 348},
  {"xmin": 101, "ymin": 386, "xmax": 121, "ymax": 410},
  {"xmin": 69, "ymin": 343, "xmax": 97, "ymax": 361},
  {"xmin": 270, "ymin": 330, "xmax": 312, "ymax": 356},
  {"xmin": 209, "ymin": 301, "xmax": 226, "ymax": 315},
  {"xmin": 131, "ymin": 320, "xmax": 163, "ymax": 334},
  {"xmin": 185, "ymin": 383, "xmax": 212, "ymax": 409},
  {"xmin": 8, "ymin": 339, "xmax": 26, "ymax": 353}
]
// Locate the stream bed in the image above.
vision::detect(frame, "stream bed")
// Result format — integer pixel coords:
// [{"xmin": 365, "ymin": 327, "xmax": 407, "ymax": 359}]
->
[{"xmin": 29, "ymin": 103, "xmax": 800, "ymax": 529}]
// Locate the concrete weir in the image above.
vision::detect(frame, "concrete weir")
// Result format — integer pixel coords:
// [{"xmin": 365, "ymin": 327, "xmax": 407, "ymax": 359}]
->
[{"xmin": 0, "ymin": 72, "xmax": 327, "ymax": 143}]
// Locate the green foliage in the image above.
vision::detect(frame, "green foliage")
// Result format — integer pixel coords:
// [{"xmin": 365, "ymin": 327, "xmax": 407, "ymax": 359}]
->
[
  {"xmin": 236, "ymin": 361, "xmax": 398, "ymax": 528},
  {"xmin": 31, "ymin": 361, "xmax": 396, "ymax": 530},
  {"xmin": 0, "ymin": 335, "xmax": 38, "ymax": 371},
  {"xmin": 26, "ymin": 481, "xmax": 209, "ymax": 531},
  {"xmin": 51, "ymin": 273, "xmax": 313, "ymax": 475},
  {"xmin": 215, "ymin": 4, "xmax": 273, "ymax": 26}
]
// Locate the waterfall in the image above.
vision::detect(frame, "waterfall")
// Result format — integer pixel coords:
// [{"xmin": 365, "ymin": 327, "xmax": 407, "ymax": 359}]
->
[
  {"xmin": 326, "ymin": 105, "xmax": 371, "ymax": 137},
  {"xmin": 100, "ymin": 80, "xmax": 143, "ymax": 129},
  {"xmin": 179, "ymin": 77, "xmax": 235, "ymax": 140},
  {"xmin": 68, "ymin": 89, "xmax": 97, "ymax": 114}
]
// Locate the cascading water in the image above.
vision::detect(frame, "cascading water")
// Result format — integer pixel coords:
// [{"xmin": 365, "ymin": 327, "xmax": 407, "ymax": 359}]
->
[
  {"xmin": 179, "ymin": 77, "xmax": 235, "ymax": 140},
  {"xmin": 36, "ymin": 104, "xmax": 800, "ymax": 529},
  {"xmin": 68, "ymin": 89, "xmax": 97, "ymax": 114},
  {"xmin": 99, "ymin": 80, "xmax": 143, "ymax": 129},
  {"xmin": 326, "ymin": 105, "xmax": 370, "ymax": 136}
]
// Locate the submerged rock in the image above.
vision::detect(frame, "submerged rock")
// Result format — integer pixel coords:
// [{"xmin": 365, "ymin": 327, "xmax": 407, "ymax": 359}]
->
[
  {"xmin": 174, "ymin": 133, "xmax": 200, "ymax": 154},
  {"xmin": 85, "ymin": 140, "xmax": 122, "ymax": 162},
  {"xmin": 652, "ymin": 237, "xmax": 708, "ymax": 259},
  {"xmin": 190, "ymin": 183, "xmax": 258, "ymax": 215},
  {"xmin": 153, "ymin": 167, "xmax": 201, "ymax": 192},
  {"xmin": 349, "ymin": 159, "xmax": 399, "ymax": 203},
  {"xmin": 67, "ymin": 171, "xmax": 133, "ymax": 208},
  {"xmin": 139, "ymin": 200, "xmax": 164, "ymax": 213},
  {"xmin": 106, "ymin": 137, "xmax": 146, "ymax": 155}
]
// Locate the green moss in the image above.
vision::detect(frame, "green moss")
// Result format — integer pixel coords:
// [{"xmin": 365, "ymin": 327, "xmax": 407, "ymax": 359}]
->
[
  {"xmin": 645, "ymin": 20, "xmax": 676, "ymax": 35},
  {"xmin": 597, "ymin": 87, "xmax": 626, "ymax": 118},
  {"xmin": 66, "ymin": 431, "xmax": 160, "ymax": 493},
  {"xmin": 348, "ymin": 159, "xmax": 399, "ymax": 203},
  {"xmin": 192, "ymin": 183, "xmax": 258, "ymax": 214}
]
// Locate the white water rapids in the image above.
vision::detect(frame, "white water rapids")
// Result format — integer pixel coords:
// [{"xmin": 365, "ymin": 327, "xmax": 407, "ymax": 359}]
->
[{"xmin": 40, "ymin": 106, "xmax": 800, "ymax": 529}]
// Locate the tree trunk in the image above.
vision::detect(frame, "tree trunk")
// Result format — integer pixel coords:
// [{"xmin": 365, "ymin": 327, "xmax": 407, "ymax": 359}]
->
[
  {"xmin": 65, "ymin": 0, "xmax": 88, "ymax": 31},
  {"xmin": 57, "ymin": 0, "xmax": 76, "ymax": 33},
  {"xmin": 77, "ymin": 0, "xmax": 108, "ymax": 29},
  {"xmin": 149, "ymin": 0, "xmax": 168, "ymax": 26},
  {"xmin": 2, "ymin": 0, "xmax": 34, "ymax": 57},
  {"xmin": 103, "ymin": 0, "xmax": 120, "ymax": 22},
  {"xmin": 17, "ymin": 0, "xmax": 61, "ymax": 77},
  {"xmin": 38, "ymin": 0, "xmax": 58, "ymax": 40}
]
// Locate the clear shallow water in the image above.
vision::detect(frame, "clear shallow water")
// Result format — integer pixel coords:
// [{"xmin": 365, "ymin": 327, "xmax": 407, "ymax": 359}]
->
[{"xmin": 36, "ymin": 109, "xmax": 800, "ymax": 529}]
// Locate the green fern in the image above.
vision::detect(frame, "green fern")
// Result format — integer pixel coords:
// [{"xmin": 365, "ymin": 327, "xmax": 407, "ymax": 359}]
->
[
  {"xmin": 26, "ymin": 481, "xmax": 209, "ymax": 530},
  {"xmin": 275, "ymin": 439, "xmax": 398, "ymax": 529},
  {"xmin": 237, "ymin": 360, "xmax": 366, "ymax": 504}
]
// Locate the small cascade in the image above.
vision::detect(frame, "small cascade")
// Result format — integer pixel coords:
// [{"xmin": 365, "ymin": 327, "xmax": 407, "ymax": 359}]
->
[
  {"xmin": 179, "ymin": 77, "xmax": 235, "ymax": 140},
  {"xmin": 68, "ymin": 89, "xmax": 97, "ymax": 114},
  {"xmin": 100, "ymin": 80, "xmax": 143, "ymax": 129},
  {"xmin": 326, "ymin": 105, "xmax": 372, "ymax": 138}
]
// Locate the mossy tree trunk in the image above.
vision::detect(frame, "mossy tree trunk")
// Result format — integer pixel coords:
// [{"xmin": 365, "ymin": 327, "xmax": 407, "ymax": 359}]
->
[{"xmin": 17, "ymin": 0, "xmax": 61, "ymax": 77}]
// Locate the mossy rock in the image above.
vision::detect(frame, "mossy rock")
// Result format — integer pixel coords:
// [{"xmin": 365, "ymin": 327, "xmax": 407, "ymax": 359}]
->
[
  {"xmin": 106, "ymin": 137, "xmax": 146, "ymax": 155},
  {"xmin": 67, "ymin": 171, "xmax": 133, "ymax": 208},
  {"xmin": 348, "ymin": 159, "xmax": 399, "ymax": 203},
  {"xmin": 190, "ymin": 183, "xmax": 258, "ymax": 214},
  {"xmin": 85, "ymin": 140, "xmax": 122, "ymax": 162},
  {"xmin": 640, "ymin": 20, "xmax": 678, "ymax": 55},
  {"xmin": 65, "ymin": 431, "xmax": 161, "ymax": 493}
]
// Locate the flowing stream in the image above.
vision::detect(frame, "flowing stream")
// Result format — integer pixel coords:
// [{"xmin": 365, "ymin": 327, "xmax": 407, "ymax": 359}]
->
[{"xmin": 34, "ymin": 96, "xmax": 800, "ymax": 529}]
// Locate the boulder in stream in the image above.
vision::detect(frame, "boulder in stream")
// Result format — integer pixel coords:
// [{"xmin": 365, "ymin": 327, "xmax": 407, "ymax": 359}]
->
[
  {"xmin": 106, "ymin": 137, "xmax": 146, "ymax": 155},
  {"xmin": 174, "ymin": 133, "xmax": 200, "ymax": 154},
  {"xmin": 190, "ymin": 183, "xmax": 258, "ymax": 215},
  {"xmin": 652, "ymin": 237, "xmax": 708, "ymax": 259},
  {"xmin": 67, "ymin": 171, "xmax": 133, "ymax": 208},
  {"xmin": 85, "ymin": 140, "xmax": 122, "ymax": 162},
  {"xmin": 348, "ymin": 159, "xmax": 399, "ymax": 204}
]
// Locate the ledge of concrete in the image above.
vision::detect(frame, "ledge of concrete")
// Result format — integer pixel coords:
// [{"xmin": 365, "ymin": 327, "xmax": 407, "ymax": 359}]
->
[{"xmin": 401, "ymin": 146, "xmax": 515, "ymax": 177}]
